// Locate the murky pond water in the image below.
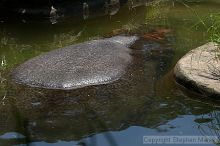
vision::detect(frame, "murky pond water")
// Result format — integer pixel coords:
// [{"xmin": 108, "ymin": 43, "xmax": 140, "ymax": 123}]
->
[{"xmin": 1, "ymin": 0, "xmax": 220, "ymax": 146}]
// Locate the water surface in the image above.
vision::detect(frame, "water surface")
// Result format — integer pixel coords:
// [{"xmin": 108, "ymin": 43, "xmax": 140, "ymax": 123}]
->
[{"xmin": 1, "ymin": 0, "xmax": 220, "ymax": 146}]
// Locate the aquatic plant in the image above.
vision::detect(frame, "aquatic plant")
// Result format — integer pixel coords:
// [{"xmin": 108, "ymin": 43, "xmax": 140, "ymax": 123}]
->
[
  {"xmin": 207, "ymin": 13, "xmax": 220, "ymax": 44},
  {"xmin": 197, "ymin": 111, "xmax": 220, "ymax": 145},
  {"xmin": 179, "ymin": 1, "xmax": 220, "ymax": 45}
]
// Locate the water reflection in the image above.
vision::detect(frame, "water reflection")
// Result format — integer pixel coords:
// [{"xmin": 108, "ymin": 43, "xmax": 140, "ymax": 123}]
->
[
  {"xmin": 1, "ymin": 1, "xmax": 220, "ymax": 146},
  {"xmin": 0, "ymin": 0, "xmax": 157, "ymax": 24},
  {"xmin": 195, "ymin": 111, "xmax": 220, "ymax": 145},
  {"xmin": 0, "ymin": 28, "xmax": 174, "ymax": 144},
  {"xmin": 0, "ymin": 30, "xmax": 218, "ymax": 145}
]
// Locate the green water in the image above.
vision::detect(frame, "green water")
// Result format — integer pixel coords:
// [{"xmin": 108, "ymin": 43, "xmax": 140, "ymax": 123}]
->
[{"xmin": 1, "ymin": 1, "xmax": 220, "ymax": 146}]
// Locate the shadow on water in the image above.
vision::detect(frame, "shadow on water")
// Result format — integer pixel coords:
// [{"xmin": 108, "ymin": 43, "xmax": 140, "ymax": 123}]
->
[
  {"xmin": 0, "ymin": 0, "xmax": 155, "ymax": 23},
  {"xmin": 1, "ymin": 0, "xmax": 220, "ymax": 146}
]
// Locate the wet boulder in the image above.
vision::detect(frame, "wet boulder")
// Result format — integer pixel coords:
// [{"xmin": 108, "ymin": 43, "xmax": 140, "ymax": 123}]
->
[
  {"xmin": 174, "ymin": 42, "xmax": 220, "ymax": 97},
  {"xmin": 12, "ymin": 36, "xmax": 138, "ymax": 90}
]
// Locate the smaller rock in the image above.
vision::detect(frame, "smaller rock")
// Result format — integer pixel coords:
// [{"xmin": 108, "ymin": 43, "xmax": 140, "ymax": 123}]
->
[{"xmin": 174, "ymin": 42, "xmax": 220, "ymax": 97}]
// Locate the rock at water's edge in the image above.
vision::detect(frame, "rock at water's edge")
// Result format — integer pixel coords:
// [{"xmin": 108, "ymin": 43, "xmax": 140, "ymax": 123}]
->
[{"xmin": 174, "ymin": 42, "xmax": 220, "ymax": 97}]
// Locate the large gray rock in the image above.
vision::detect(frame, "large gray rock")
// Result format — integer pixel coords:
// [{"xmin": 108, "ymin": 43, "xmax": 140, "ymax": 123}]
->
[
  {"xmin": 12, "ymin": 36, "xmax": 138, "ymax": 90},
  {"xmin": 174, "ymin": 42, "xmax": 220, "ymax": 97}
]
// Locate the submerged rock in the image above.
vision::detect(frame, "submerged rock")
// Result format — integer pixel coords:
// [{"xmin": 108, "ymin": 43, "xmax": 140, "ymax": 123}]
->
[
  {"xmin": 174, "ymin": 42, "xmax": 220, "ymax": 97},
  {"xmin": 12, "ymin": 36, "xmax": 138, "ymax": 90}
]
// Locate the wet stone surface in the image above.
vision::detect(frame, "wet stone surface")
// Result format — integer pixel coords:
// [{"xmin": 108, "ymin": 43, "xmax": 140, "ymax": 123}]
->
[
  {"xmin": 12, "ymin": 36, "xmax": 138, "ymax": 90},
  {"xmin": 174, "ymin": 42, "xmax": 220, "ymax": 97}
]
